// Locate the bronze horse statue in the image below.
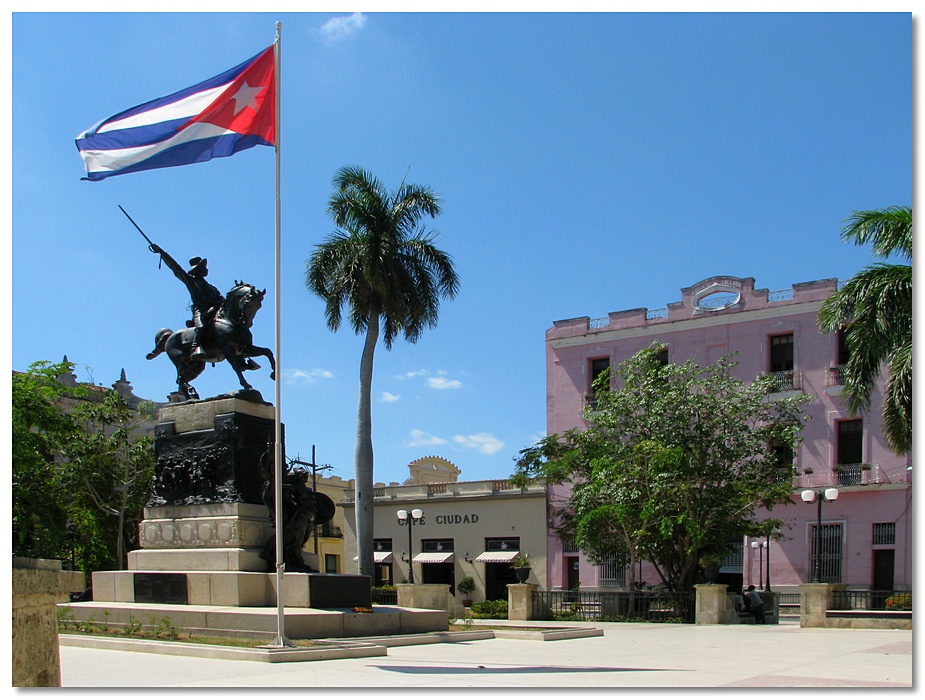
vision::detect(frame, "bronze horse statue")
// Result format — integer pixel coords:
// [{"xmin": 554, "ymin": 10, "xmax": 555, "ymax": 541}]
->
[{"xmin": 147, "ymin": 281, "xmax": 275, "ymax": 400}]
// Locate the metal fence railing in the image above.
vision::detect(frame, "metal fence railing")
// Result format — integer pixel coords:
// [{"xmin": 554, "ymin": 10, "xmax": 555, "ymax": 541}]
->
[
  {"xmin": 831, "ymin": 590, "xmax": 911, "ymax": 611},
  {"xmin": 531, "ymin": 590, "xmax": 695, "ymax": 624},
  {"xmin": 371, "ymin": 588, "xmax": 397, "ymax": 605}
]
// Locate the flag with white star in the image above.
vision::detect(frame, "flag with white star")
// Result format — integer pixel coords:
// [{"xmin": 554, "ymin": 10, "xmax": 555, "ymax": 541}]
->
[{"xmin": 76, "ymin": 46, "xmax": 275, "ymax": 181}]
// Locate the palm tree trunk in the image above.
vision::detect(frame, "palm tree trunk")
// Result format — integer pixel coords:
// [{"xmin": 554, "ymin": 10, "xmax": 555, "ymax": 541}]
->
[{"xmin": 354, "ymin": 310, "xmax": 380, "ymax": 579}]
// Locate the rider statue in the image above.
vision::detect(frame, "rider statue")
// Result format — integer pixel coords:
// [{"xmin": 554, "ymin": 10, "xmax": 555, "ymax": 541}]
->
[{"xmin": 149, "ymin": 243, "xmax": 224, "ymax": 359}]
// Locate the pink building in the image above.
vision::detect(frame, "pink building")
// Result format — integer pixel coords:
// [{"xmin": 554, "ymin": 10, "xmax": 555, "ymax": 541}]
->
[{"xmin": 545, "ymin": 276, "xmax": 912, "ymax": 594}]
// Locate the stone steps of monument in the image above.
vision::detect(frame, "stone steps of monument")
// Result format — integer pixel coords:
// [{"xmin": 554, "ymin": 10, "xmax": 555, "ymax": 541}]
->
[{"xmin": 58, "ymin": 601, "xmax": 448, "ymax": 640}]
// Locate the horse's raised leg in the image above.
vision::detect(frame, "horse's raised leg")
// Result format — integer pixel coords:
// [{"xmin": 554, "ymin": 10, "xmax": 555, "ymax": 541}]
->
[{"xmin": 245, "ymin": 345, "xmax": 276, "ymax": 380}]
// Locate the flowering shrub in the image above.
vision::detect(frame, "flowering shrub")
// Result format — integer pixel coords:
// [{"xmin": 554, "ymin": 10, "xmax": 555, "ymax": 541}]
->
[{"xmin": 885, "ymin": 594, "xmax": 912, "ymax": 611}]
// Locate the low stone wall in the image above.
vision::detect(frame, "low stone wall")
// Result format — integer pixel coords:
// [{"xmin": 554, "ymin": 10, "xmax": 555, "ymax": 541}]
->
[
  {"xmin": 824, "ymin": 611, "xmax": 912, "ymax": 630},
  {"xmin": 800, "ymin": 583, "xmax": 912, "ymax": 629},
  {"xmin": 12, "ymin": 558, "xmax": 85, "ymax": 687},
  {"xmin": 396, "ymin": 583, "xmax": 463, "ymax": 620}
]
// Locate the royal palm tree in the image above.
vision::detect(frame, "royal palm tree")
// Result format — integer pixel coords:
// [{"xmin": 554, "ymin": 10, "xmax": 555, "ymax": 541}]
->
[
  {"xmin": 306, "ymin": 166, "xmax": 459, "ymax": 577},
  {"xmin": 818, "ymin": 206, "xmax": 912, "ymax": 455}
]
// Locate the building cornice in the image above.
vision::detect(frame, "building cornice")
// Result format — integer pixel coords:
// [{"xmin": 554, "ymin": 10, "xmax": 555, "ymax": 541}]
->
[{"xmin": 548, "ymin": 299, "xmax": 827, "ymax": 351}]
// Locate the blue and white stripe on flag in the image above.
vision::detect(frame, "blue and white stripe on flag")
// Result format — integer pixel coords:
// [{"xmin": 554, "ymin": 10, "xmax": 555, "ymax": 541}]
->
[{"xmin": 76, "ymin": 47, "xmax": 275, "ymax": 182}]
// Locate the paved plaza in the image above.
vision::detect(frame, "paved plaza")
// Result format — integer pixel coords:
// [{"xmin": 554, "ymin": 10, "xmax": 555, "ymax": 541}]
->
[{"xmin": 59, "ymin": 619, "xmax": 912, "ymax": 688}]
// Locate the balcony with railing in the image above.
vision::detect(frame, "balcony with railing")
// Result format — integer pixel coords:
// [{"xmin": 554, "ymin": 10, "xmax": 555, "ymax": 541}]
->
[
  {"xmin": 767, "ymin": 369, "xmax": 803, "ymax": 393},
  {"xmin": 824, "ymin": 365, "xmax": 846, "ymax": 396},
  {"xmin": 825, "ymin": 365, "xmax": 846, "ymax": 387},
  {"xmin": 317, "ymin": 523, "xmax": 343, "ymax": 539},
  {"xmin": 797, "ymin": 464, "xmax": 885, "ymax": 488}
]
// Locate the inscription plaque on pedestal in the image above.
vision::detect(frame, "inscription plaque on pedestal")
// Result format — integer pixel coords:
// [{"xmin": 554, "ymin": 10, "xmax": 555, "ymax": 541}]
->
[{"xmin": 133, "ymin": 573, "xmax": 188, "ymax": 604}]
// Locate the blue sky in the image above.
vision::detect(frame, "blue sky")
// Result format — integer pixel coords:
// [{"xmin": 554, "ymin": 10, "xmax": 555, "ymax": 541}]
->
[{"xmin": 10, "ymin": 11, "xmax": 913, "ymax": 486}]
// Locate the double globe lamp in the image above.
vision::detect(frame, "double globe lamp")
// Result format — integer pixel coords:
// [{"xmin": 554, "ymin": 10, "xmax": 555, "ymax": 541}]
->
[
  {"xmin": 800, "ymin": 487, "xmax": 839, "ymax": 583},
  {"xmin": 397, "ymin": 508, "xmax": 423, "ymax": 584}
]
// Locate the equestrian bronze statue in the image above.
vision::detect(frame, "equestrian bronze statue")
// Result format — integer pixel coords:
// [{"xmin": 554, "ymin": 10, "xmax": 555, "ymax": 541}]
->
[{"xmin": 123, "ymin": 207, "xmax": 275, "ymax": 400}]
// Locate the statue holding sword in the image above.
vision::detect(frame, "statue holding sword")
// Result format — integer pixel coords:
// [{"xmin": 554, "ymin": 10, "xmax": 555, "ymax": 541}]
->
[{"xmin": 120, "ymin": 206, "xmax": 275, "ymax": 400}]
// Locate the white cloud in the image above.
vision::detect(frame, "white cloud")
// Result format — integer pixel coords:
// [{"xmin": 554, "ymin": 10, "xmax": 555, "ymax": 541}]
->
[
  {"xmin": 395, "ymin": 369, "xmax": 428, "ymax": 380},
  {"xmin": 380, "ymin": 391, "xmax": 400, "ymax": 403},
  {"xmin": 392, "ymin": 368, "xmax": 463, "ymax": 389},
  {"xmin": 283, "ymin": 368, "xmax": 334, "ymax": 384},
  {"xmin": 428, "ymin": 375, "xmax": 463, "ymax": 390},
  {"xmin": 453, "ymin": 433, "xmax": 505, "ymax": 455},
  {"xmin": 406, "ymin": 429, "xmax": 448, "ymax": 448},
  {"xmin": 317, "ymin": 13, "xmax": 367, "ymax": 45}
]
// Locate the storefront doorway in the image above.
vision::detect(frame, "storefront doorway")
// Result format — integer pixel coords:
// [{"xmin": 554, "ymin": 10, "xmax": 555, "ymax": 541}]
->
[
  {"xmin": 485, "ymin": 562, "xmax": 517, "ymax": 600},
  {"xmin": 422, "ymin": 562, "xmax": 456, "ymax": 594}
]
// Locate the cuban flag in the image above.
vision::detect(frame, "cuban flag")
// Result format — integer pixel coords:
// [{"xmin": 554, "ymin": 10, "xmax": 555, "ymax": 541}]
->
[{"xmin": 76, "ymin": 46, "xmax": 275, "ymax": 181}]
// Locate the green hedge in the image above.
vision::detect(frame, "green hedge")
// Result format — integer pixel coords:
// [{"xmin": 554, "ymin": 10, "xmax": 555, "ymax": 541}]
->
[{"xmin": 470, "ymin": 599, "xmax": 508, "ymax": 619}]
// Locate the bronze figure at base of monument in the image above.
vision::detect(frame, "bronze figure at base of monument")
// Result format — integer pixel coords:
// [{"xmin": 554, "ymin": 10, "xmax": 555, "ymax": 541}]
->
[{"xmin": 91, "ymin": 396, "xmax": 371, "ymax": 609}]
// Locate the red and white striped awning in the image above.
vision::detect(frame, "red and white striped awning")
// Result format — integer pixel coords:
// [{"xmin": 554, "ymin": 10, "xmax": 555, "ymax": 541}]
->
[
  {"xmin": 475, "ymin": 550, "xmax": 520, "ymax": 564},
  {"xmin": 353, "ymin": 551, "xmax": 393, "ymax": 563},
  {"xmin": 412, "ymin": 551, "xmax": 455, "ymax": 564}
]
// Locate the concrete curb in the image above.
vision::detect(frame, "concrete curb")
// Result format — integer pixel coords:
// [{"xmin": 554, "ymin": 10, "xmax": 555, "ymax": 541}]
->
[
  {"xmin": 320, "ymin": 630, "xmax": 496, "ymax": 647},
  {"xmin": 356, "ymin": 625, "xmax": 605, "ymax": 642},
  {"xmin": 59, "ymin": 624, "xmax": 604, "ymax": 664},
  {"xmin": 59, "ymin": 634, "xmax": 387, "ymax": 663},
  {"xmin": 492, "ymin": 627, "xmax": 604, "ymax": 641}
]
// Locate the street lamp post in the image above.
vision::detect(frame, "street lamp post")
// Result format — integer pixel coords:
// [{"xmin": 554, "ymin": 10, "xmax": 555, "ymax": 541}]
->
[
  {"xmin": 801, "ymin": 487, "xmax": 839, "ymax": 583},
  {"xmin": 765, "ymin": 535, "xmax": 771, "ymax": 592},
  {"xmin": 750, "ymin": 540, "xmax": 766, "ymax": 590},
  {"xmin": 397, "ymin": 508, "xmax": 424, "ymax": 584}
]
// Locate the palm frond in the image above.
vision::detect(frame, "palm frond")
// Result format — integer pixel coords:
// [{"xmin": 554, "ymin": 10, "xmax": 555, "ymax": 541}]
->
[
  {"xmin": 840, "ymin": 206, "xmax": 912, "ymax": 260},
  {"xmin": 307, "ymin": 166, "xmax": 459, "ymax": 350},
  {"xmin": 820, "ymin": 205, "xmax": 912, "ymax": 456},
  {"xmin": 882, "ymin": 342, "xmax": 912, "ymax": 454}
]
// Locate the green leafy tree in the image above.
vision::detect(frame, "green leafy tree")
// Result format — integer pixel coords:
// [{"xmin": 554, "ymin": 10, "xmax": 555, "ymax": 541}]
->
[
  {"xmin": 12, "ymin": 361, "xmax": 82, "ymax": 560},
  {"xmin": 13, "ymin": 360, "xmax": 155, "ymax": 572},
  {"xmin": 818, "ymin": 206, "xmax": 912, "ymax": 455},
  {"xmin": 306, "ymin": 166, "xmax": 459, "ymax": 577},
  {"xmin": 513, "ymin": 344, "xmax": 810, "ymax": 593},
  {"xmin": 61, "ymin": 390, "xmax": 155, "ymax": 570}
]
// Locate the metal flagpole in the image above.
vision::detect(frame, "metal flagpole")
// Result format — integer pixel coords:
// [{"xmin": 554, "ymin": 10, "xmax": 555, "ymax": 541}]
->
[{"xmin": 271, "ymin": 20, "xmax": 291, "ymax": 648}]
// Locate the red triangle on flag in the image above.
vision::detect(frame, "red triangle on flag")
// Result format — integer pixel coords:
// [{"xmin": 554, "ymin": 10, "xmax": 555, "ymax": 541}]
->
[{"xmin": 183, "ymin": 46, "xmax": 275, "ymax": 145}]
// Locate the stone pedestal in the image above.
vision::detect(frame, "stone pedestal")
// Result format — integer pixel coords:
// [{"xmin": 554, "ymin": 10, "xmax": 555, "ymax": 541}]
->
[
  {"xmin": 507, "ymin": 583, "xmax": 537, "ymax": 621},
  {"xmin": 151, "ymin": 397, "xmax": 277, "ymax": 507},
  {"xmin": 91, "ymin": 397, "xmax": 365, "ymax": 609},
  {"xmin": 129, "ymin": 503, "xmax": 273, "ymax": 572},
  {"xmin": 801, "ymin": 583, "xmax": 844, "ymax": 628},
  {"xmin": 92, "ymin": 569, "xmax": 373, "ymax": 608},
  {"xmin": 695, "ymin": 583, "xmax": 733, "ymax": 624},
  {"xmin": 13, "ymin": 558, "xmax": 85, "ymax": 687}
]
